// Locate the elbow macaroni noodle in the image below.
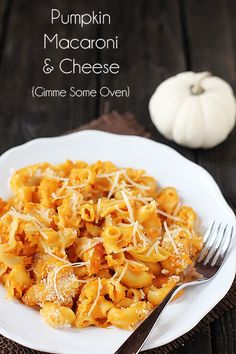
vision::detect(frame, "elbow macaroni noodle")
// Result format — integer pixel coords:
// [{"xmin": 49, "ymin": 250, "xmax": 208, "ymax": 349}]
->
[{"xmin": 0, "ymin": 160, "xmax": 202, "ymax": 329}]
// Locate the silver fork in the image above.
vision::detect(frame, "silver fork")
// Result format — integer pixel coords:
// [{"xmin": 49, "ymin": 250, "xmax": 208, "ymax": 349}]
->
[{"xmin": 114, "ymin": 221, "xmax": 234, "ymax": 354}]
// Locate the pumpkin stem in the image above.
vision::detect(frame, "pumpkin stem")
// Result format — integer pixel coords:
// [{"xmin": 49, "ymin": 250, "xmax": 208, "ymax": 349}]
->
[{"xmin": 191, "ymin": 71, "xmax": 211, "ymax": 95}]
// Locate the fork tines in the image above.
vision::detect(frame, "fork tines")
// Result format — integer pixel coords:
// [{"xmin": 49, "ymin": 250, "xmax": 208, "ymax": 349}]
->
[{"xmin": 198, "ymin": 221, "xmax": 234, "ymax": 267}]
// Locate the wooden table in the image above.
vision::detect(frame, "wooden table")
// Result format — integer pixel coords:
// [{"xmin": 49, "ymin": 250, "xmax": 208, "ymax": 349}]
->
[{"xmin": 0, "ymin": 1, "xmax": 235, "ymax": 353}]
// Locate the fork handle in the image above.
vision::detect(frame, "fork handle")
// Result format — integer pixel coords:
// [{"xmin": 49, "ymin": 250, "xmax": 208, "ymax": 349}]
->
[{"xmin": 114, "ymin": 285, "xmax": 180, "ymax": 354}]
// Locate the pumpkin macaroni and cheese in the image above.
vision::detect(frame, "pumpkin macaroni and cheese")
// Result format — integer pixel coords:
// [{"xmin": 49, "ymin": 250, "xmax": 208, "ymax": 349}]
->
[{"xmin": 0, "ymin": 160, "xmax": 202, "ymax": 329}]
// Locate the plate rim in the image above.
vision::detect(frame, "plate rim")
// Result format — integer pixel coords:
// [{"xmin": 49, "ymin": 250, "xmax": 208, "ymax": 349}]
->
[{"xmin": 0, "ymin": 129, "xmax": 235, "ymax": 353}]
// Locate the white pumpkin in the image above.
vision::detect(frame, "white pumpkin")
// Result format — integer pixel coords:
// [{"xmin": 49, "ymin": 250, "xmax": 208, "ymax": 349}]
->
[{"xmin": 149, "ymin": 71, "xmax": 236, "ymax": 148}]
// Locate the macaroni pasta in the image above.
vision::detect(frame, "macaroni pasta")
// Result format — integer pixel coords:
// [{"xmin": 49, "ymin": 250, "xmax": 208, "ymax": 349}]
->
[{"xmin": 0, "ymin": 160, "xmax": 202, "ymax": 329}]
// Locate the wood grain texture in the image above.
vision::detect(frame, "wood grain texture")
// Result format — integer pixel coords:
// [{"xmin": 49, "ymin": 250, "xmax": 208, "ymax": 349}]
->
[
  {"xmin": 0, "ymin": 0, "xmax": 13, "ymax": 68},
  {"xmin": 181, "ymin": 0, "xmax": 236, "ymax": 208},
  {"xmin": 0, "ymin": 0, "xmax": 99, "ymax": 155},
  {"xmin": 97, "ymin": 0, "xmax": 196, "ymax": 161},
  {"xmin": 0, "ymin": 1, "xmax": 6, "ymax": 20},
  {"xmin": 210, "ymin": 310, "xmax": 236, "ymax": 354},
  {"xmin": 182, "ymin": 1, "xmax": 236, "ymax": 353},
  {"xmin": 181, "ymin": 0, "xmax": 235, "ymax": 85},
  {"xmin": 0, "ymin": 0, "xmax": 9, "ymax": 43},
  {"xmin": 166, "ymin": 328, "xmax": 212, "ymax": 354}
]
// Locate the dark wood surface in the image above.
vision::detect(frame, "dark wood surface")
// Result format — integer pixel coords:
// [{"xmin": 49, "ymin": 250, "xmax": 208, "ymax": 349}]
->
[{"xmin": 0, "ymin": 1, "xmax": 235, "ymax": 353}]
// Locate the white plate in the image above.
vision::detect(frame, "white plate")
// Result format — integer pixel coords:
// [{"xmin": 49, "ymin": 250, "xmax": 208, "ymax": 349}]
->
[{"xmin": 0, "ymin": 130, "xmax": 235, "ymax": 354}]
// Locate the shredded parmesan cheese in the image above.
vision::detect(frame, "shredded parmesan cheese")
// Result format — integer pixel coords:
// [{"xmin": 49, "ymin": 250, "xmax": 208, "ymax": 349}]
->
[
  {"xmin": 88, "ymin": 278, "xmax": 102, "ymax": 316},
  {"xmin": 173, "ymin": 202, "xmax": 181, "ymax": 216},
  {"xmin": 136, "ymin": 227, "xmax": 150, "ymax": 247},
  {"xmin": 51, "ymin": 193, "xmax": 65, "ymax": 200},
  {"xmin": 59, "ymin": 179, "xmax": 69, "ymax": 194},
  {"xmin": 146, "ymin": 238, "xmax": 160, "ymax": 256},
  {"xmin": 121, "ymin": 190, "xmax": 134, "ymax": 223},
  {"xmin": 53, "ymin": 261, "xmax": 88, "ymax": 301},
  {"xmin": 98, "ymin": 170, "xmax": 126, "ymax": 178},
  {"xmin": 105, "ymin": 215, "xmax": 112, "ymax": 226},
  {"xmin": 8, "ymin": 208, "xmax": 49, "ymax": 240},
  {"xmin": 35, "ymin": 207, "xmax": 51, "ymax": 223},
  {"xmin": 117, "ymin": 222, "xmax": 134, "ymax": 228},
  {"xmin": 107, "ymin": 171, "xmax": 122, "ymax": 199},
  {"xmin": 44, "ymin": 247, "xmax": 71, "ymax": 264},
  {"xmin": 132, "ymin": 221, "xmax": 138, "ymax": 247},
  {"xmin": 79, "ymin": 237, "xmax": 102, "ymax": 255},
  {"xmin": 112, "ymin": 245, "xmax": 136, "ymax": 253},
  {"xmin": 98, "ymin": 170, "xmax": 150, "ymax": 191},
  {"xmin": 164, "ymin": 221, "xmax": 179, "ymax": 254},
  {"xmin": 140, "ymin": 289, "xmax": 146, "ymax": 299},
  {"xmin": 8, "ymin": 208, "xmax": 38, "ymax": 223},
  {"xmin": 45, "ymin": 168, "xmax": 69, "ymax": 183},
  {"xmin": 155, "ymin": 205, "xmax": 183, "ymax": 221},
  {"xmin": 117, "ymin": 221, "xmax": 148, "ymax": 248},
  {"xmin": 71, "ymin": 191, "xmax": 80, "ymax": 215},
  {"xmin": 117, "ymin": 262, "xmax": 128, "ymax": 283},
  {"xmin": 8, "ymin": 217, "xmax": 19, "ymax": 246},
  {"xmin": 95, "ymin": 198, "xmax": 101, "ymax": 224},
  {"xmin": 0, "ymin": 213, "xmax": 8, "ymax": 221},
  {"xmin": 128, "ymin": 196, "xmax": 154, "ymax": 203},
  {"xmin": 66, "ymin": 183, "xmax": 86, "ymax": 190},
  {"xmin": 123, "ymin": 172, "xmax": 151, "ymax": 191}
]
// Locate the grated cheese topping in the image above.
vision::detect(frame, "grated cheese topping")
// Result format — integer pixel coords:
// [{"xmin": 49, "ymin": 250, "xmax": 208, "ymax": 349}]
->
[
  {"xmin": 88, "ymin": 277, "xmax": 102, "ymax": 316},
  {"xmin": 35, "ymin": 207, "xmax": 51, "ymax": 223},
  {"xmin": 107, "ymin": 171, "xmax": 122, "ymax": 199},
  {"xmin": 2, "ymin": 159, "xmax": 203, "ymax": 331},
  {"xmin": 98, "ymin": 170, "xmax": 150, "ymax": 192},
  {"xmin": 8, "ymin": 208, "xmax": 49, "ymax": 240},
  {"xmin": 116, "ymin": 262, "xmax": 128, "ymax": 283},
  {"xmin": 51, "ymin": 193, "xmax": 65, "ymax": 200},
  {"xmin": 112, "ymin": 245, "xmax": 136, "ymax": 253},
  {"xmin": 105, "ymin": 214, "xmax": 112, "ymax": 227},
  {"xmin": 79, "ymin": 237, "xmax": 103, "ymax": 255},
  {"xmin": 123, "ymin": 172, "xmax": 151, "ymax": 191},
  {"xmin": 53, "ymin": 261, "xmax": 88, "ymax": 301},
  {"xmin": 8, "ymin": 217, "xmax": 19, "ymax": 246},
  {"xmin": 71, "ymin": 191, "xmax": 80, "ymax": 215},
  {"xmin": 98, "ymin": 170, "xmax": 126, "ymax": 178},
  {"xmin": 132, "ymin": 221, "xmax": 138, "ymax": 247},
  {"xmin": 154, "ymin": 202, "xmax": 183, "ymax": 221},
  {"xmin": 173, "ymin": 202, "xmax": 181, "ymax": 216},
  {"xmin": 44, "ymin": 247, "xmax": 71, "ymax": 264},
  {"xmin": 66, "ymin": 183, "xmax": 86, "ymax": 190},
  {"xmin": 163, "ymin": 221, "xmax": 179, "ymax": 254},
  {"xmin": 146, "ymin": 238, "xmax": 160, "ymax": 256},
  {"xmin": 140, "ymin": 289, "xmax": 146, "ymax": 299},
  {"xmin": 121, "ymin": 190, "xmax": 134, "ymax": 223},
  {"xmin": 128, "ymin": 196, "xmax": 154, "ymax": 203},
  {"xmin": 45, "ymin": 168, "xmax": 69, "ymax": 182},
  {"xmin": 119, "ymin": 191, "xmax": 151, "ymax": 247},
  {"xmin": 136, "ymin": 226, "xmax": 150, "ymax": 247},
  {"xmin": 95, "ymin": 198, "xmax": 101, "ymax": 224}
]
